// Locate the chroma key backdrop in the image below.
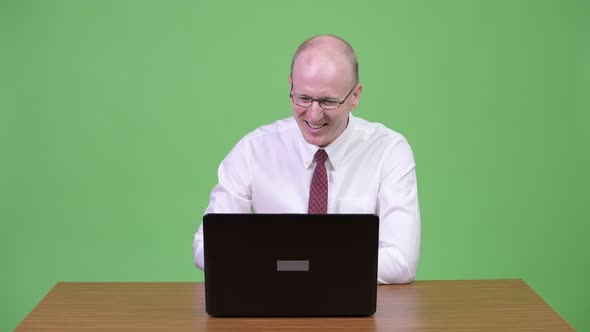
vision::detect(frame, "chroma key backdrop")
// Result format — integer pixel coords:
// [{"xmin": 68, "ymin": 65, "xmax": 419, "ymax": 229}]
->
[{"xmin": 1, "ymin": 0, "xmax": 588, "ymax": 330}]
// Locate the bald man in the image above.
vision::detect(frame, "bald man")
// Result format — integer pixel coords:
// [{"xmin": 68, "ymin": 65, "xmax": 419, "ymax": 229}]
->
[{"xmin": 193, "ymin": 35, "xmax": 421, "ymax": 284}]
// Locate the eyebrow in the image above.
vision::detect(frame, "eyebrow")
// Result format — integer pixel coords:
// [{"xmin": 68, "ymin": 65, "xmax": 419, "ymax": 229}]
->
[{"xmin": 292, "ymin": 93, "xmax": 339, "ymax": 101}]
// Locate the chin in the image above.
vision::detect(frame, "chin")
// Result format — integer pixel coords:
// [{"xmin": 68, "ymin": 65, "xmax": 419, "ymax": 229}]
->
[
  {"xmin": 298, "ymin": 122, "xmax": 330, "ymax": 147},
  {"xmin": 302, "ymin": 135, "xmax": 324, "ymax": 147},
  {"xmin": 308, "ymin": 137, "xmax": 328, "ymax": 147}
]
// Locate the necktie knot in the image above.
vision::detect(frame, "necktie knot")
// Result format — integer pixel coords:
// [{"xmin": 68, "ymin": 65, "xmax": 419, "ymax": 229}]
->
[{"xmin": 314, "ymin": 149, "xmax": 328, "ymax": 165}]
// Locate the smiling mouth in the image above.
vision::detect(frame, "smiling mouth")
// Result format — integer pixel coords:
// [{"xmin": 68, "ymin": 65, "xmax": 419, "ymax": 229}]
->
[{"xmin": 305, "ymin": 121, "xmax": 327, "ymax": 129}]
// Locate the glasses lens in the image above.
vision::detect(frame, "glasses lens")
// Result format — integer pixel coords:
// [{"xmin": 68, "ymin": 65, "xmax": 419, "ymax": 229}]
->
[
  {"xmin": 320, "ymin": 100, "xmax": 340, "ymax": 110},
  {"xmin": 293, "ymin": 95, "xmax": 312, "ymax": 107}
]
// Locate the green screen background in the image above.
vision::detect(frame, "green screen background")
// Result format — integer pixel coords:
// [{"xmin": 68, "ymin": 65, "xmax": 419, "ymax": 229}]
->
[{"xmin": 1, "ymin": 0, "xmax": 588, "ymax": 330}]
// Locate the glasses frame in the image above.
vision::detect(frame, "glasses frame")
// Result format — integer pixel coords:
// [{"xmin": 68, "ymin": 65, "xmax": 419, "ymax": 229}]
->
[{"xmin": 289, "ymin": 83, "xmax": 357, "ymax": 111}]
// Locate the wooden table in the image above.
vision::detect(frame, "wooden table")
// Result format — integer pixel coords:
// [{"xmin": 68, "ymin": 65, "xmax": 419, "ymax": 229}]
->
[{"xmin": 16, "ymin": 280, "xmax": 573, "ymax": 331}]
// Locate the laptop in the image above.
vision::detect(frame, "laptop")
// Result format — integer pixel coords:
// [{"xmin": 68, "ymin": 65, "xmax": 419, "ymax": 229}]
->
[{"xmin": 203, "ymin": 213, "xmax": 379, "ymax": 317}]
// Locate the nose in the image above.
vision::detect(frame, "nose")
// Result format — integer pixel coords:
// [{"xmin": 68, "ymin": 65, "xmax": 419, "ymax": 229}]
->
[{"xmin": 307, "ymin": 100, "xmax": 324, "ymax": 122}]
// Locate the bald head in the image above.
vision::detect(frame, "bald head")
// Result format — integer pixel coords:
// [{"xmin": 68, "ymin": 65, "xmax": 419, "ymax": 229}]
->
[{"xmin": 290, "ymin": 35, "xmax": 359, "ymax": 86}]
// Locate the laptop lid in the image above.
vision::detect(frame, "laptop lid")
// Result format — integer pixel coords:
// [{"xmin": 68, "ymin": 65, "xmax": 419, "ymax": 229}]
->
[{"xmin": 203, "ymin": 213, "xmax": 379, "ymax": 317}]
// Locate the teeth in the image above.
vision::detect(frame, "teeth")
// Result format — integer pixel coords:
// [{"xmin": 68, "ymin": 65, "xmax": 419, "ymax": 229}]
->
[{"xmin": 308, "ymin": 123, "xmax": 324, "ymax": 129}]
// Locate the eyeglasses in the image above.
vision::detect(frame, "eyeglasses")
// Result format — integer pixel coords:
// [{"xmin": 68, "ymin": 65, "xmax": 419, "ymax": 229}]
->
[{"xmin": 290, "ymin": 84, "xmax": 356, "ymax": 111}]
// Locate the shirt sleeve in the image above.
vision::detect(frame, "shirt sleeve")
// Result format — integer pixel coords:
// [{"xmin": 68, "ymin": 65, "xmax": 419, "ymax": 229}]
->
[
  {"xmin": 376, "ymin": 139, "xmax": 421, "ymax": 284},
  {"xmin": 192, "ymin": 138, "xmax": 253, "ymax": 270}
]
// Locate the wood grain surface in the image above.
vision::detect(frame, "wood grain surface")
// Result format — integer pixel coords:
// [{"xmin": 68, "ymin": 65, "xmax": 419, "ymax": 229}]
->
[{"xmin": 15, "ymin": 279, "xmax": 573, "ymax": 331}]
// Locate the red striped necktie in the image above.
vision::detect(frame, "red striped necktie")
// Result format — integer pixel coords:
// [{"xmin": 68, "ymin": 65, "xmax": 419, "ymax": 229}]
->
[{"xmin": 308, "ymin": 149, "xmax": 329, "ymax": 214}]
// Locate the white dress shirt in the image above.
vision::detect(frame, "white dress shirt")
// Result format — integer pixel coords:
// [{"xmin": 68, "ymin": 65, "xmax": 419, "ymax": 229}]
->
[{"xmin": 193, "ymin": 113, "xmax": 421, "ymax": 284}]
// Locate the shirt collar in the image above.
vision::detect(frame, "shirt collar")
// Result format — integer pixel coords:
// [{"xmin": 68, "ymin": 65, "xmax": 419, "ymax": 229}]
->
[{"xmin": 301, "ymin": 113, "xmax": 355, "ymax": 170}]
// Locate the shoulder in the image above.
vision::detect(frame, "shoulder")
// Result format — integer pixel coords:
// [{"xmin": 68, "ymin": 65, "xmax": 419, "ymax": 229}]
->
[
  {"xmin": 220, "ymin": 117, "xmax": 299, "ymax": 166},
  {"xmin": 350, "ymin": 116, "xmax": 417, "ymax": 174},
  {"xmin": 350, "ymin": 115, "xmax": 410, "ymax": 148},
  {"xmin": 248, "ymin": 116, "xmax": 298, "ymax": 138},
  {"xmin": 234, "ymin": 116, "xmax": 300, "ymax": 149}
]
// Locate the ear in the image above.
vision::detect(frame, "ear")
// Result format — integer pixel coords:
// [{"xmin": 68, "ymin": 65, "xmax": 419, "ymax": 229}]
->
[{"xmin": 351, "ymin": 84, "xmax": 362, "ymax": 110}]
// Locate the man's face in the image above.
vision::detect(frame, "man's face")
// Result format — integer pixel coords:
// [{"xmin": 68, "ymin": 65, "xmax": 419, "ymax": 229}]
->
[{"xmin": 290, "ymin": 52, "xmax": 361, "ymax": 148}]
